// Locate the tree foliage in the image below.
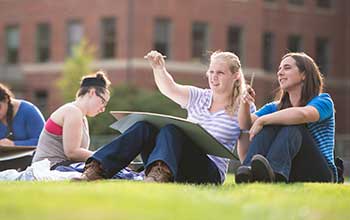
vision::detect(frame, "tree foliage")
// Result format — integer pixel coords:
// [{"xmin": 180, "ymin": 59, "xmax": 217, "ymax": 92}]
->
[{"xmin": 57, "ymin": 39, "xmax": 95, "ymax": 102}]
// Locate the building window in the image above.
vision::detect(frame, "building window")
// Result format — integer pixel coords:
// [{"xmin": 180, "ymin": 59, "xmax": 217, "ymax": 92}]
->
[
  {"xmin": 5, "ymin": 25, "xmax": 19, "ymax": 64},
  {"xmin": 262, "ymin": 32, "xmax": 275, "ymax": 72},
  {"xmin": 227, "ymin": 26, "xmax": 243, "ymax": 58},
  {"xmin": 317, "ymin": 0, "xmax": 332, "ymax": 9},
  {"xmin": 34, "ymin": 90, "xmax": 48, "ymax": 115},
  {"xmin": 101, "ymin": 17, "xmax": 116, "ymax": 59},
  {"xmin": 154, "ymin": 18, "xmax": 171, "ymax": 58},
  {"xmin": 315, "ymin": 37, "xmax": 330, "ymax": 76},
  {"xmin": 287, "ymin": 35, "xmax": 302, "ymax": 52},
  {"xmin": 67, "ymin": 20, "xmax": 83, "ymax": 56},
  {"xmin": 36, "ymin": 23, "xmax": 51, "ymax": 62},
  {"xmin": 192, "ymin": 22, "xmax": 209, "ymax": 60},
  {"xmin": 289, "ymin": 0, "xmax": 304, "ymax": 6}
]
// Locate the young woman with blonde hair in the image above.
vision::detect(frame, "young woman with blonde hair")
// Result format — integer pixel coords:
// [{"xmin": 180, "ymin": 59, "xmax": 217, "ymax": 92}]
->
[{"xmin": 77, "ymin": 50, "xmax": 254, "ymax": 184}]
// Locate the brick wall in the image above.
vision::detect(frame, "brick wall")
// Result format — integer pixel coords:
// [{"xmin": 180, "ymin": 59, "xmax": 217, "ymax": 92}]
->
[{"xmin": 0, "ymin": 0, "xmax": 349, "ymax": 135}]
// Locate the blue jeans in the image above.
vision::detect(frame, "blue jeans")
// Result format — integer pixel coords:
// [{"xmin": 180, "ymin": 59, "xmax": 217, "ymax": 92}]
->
[
  {"xmin": 89, "ymin": 121, "xmax": 221, "ymax": 184},
  {"xmin": 243, "ymin": 125, "xmax": 333, "ymax": 182}
]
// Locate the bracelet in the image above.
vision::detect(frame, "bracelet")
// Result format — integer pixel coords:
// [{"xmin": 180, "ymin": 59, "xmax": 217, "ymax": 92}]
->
[{"xmin": 240, "ymin": 129, "xmax": 250, "ymax": 134}]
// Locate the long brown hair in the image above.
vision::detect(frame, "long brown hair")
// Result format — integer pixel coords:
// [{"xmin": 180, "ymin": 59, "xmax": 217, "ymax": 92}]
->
[
  {"xmin": 209, "ymin": 51, "xmax": 246, "ymax": 115},
  {"xmin": 0, "ymin": 83, "xmax": 15, "ymax": 138},
  {"xmin": 276, "ymin": 52, "xmax": 324, "ymax": 110}
]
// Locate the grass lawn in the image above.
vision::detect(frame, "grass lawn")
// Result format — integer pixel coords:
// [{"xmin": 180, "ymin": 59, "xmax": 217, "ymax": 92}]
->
[{"xmin": 0, "ymin": 175, "xmax": 349, "ymax": 220}]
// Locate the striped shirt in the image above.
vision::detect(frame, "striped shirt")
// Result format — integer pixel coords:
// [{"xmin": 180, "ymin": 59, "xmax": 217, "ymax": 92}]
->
[
  {"xmin": 183, "ymin": 86, "xmax": 255, "ymax": 183},
  {"xmin": 255, "ymin": 93, "xmax": 337, "ymax": 181}
]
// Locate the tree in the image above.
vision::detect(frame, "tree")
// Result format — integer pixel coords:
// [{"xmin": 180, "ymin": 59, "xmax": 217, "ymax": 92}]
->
[{"xmin": 57, "ymin": 39, "xmax": 95, "ymax": 102}]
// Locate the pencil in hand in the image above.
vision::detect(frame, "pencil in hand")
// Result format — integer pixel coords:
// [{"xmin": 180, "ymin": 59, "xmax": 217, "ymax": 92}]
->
[
  {"xmin": 143, "ymin": 55, "xmax": 167, "ymax": 59},
  {"xmin": 250, "ymin": 72, "xmax": 255, "ymax": 87}
]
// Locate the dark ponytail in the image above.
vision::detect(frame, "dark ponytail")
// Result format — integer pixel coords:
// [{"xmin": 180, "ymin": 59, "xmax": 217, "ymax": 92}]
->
[
  {"xmin": 6, "ymin": 99, "xmax": 14, "ymax": 139},
  {"xmin": 0, "ymin": 83, "xmax": 15, "ymax": 139}
]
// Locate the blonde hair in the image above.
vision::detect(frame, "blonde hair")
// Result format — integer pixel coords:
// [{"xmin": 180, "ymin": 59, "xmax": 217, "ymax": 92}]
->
[{"xmin": 210, "ymin": 51, "xmax": 246, "ymax": 115}]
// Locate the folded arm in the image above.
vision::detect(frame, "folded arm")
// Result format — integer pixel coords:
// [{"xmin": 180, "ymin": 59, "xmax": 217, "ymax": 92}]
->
[{"xmin": 249, "ymin": 106, "xmax": 319, "ymax": 140}]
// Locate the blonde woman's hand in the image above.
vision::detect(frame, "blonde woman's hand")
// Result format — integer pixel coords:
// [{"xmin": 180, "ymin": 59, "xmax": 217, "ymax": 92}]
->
[
  {"xmin": 241, "ymin": 85, "xmax": 256, "ymax": 104},
  {"xmin": 144, "ymin": 50, "xmax": 166, "ymax": 70}
]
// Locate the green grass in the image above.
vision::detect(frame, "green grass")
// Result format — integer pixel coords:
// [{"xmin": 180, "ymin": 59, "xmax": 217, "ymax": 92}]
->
[{"xmin": 0, "ymin": 175, "xmax": 349, "ymax": 220}]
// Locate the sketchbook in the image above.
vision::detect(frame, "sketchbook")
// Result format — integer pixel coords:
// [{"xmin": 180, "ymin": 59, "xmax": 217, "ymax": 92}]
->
[
  {"xmin": 110, "ymin": 111, "xmax": 238, "ymax": 160},
  {"xmin": 0, "ymin": 146, "xmax": 36, "ymax": 161}
]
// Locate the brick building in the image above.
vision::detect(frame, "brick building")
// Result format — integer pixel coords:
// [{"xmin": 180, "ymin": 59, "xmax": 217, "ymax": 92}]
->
[{"xmin": 0, "ymin": 0, "xmax": 349, "ymax": 140}]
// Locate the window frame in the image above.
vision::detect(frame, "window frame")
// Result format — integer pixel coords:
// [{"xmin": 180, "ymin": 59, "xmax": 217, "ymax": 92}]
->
[
  {"xmin": 153, "ymin": 18, "xmax": 172, "ymax": 59},
  {"xmin": 5, "ymin": 25, "xmax": 20, "ymax": 64},
  {"xmin": 191, "ymin": 21, "xmax": 209, "ymax": 61},
  {"xmin": 36, "ymin": 23, "xmax": 51, "ymax": 63},
  {"xmin": 100, "ymin": 17, "xmax": 116, "ymax": 59}
]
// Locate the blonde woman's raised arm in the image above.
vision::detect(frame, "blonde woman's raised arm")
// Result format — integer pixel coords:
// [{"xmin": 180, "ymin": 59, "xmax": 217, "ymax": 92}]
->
[{"xmin": 145, "ymin": 50, "xmax": 190, "ymax": 107}]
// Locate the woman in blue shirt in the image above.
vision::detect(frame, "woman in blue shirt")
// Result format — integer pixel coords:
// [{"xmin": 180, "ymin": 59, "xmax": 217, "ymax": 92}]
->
[
  {"xmin": 236, "ymin": 52, "xmax": 336, "ymax": 183},
  {"xmin": 0, "ymin": 83, "xmax": 45, "ymax": 146}
]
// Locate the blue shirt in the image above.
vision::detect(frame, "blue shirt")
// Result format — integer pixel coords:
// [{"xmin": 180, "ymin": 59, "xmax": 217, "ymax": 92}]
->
[
  {"xmin": 255, "ymin": 93, "xmax": 337, "ymax": 180},
  {"xmin": 0, "ymin": 100, "xmax": 45, "ymax": 146}
]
